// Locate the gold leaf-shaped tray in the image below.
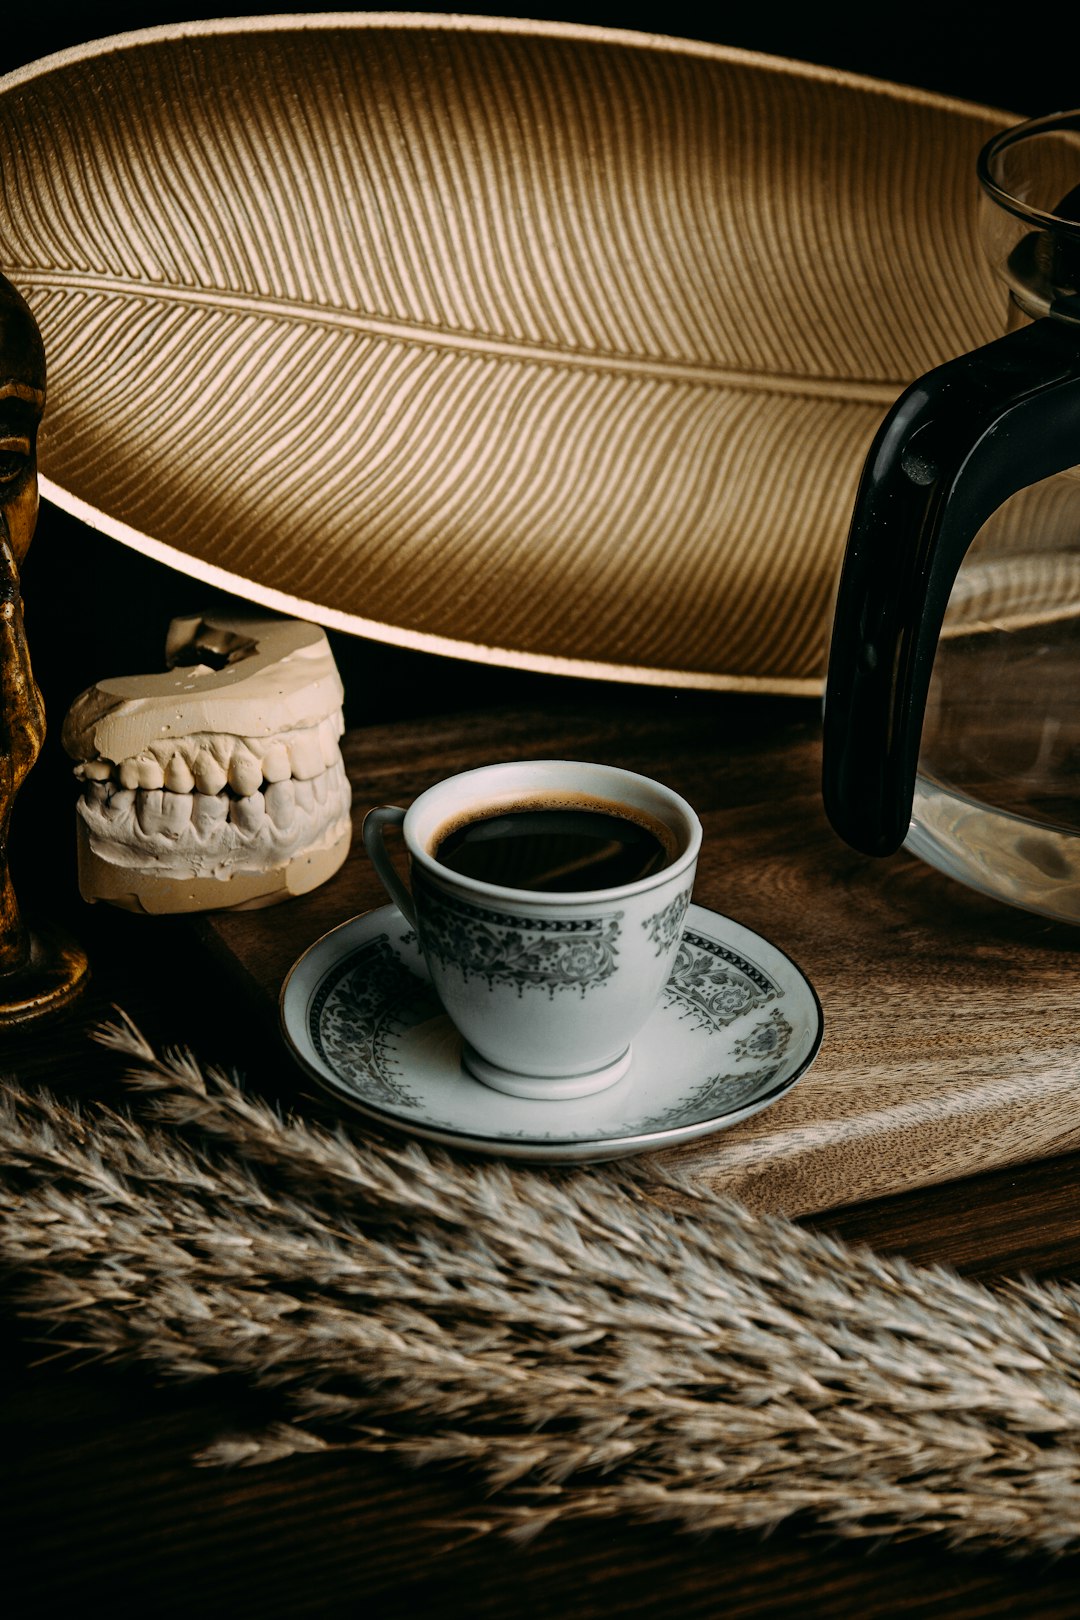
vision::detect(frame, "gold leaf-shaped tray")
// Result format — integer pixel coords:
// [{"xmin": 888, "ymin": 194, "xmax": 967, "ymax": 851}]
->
[{"xmin": 0, "ymin": 16, "xmax": 1010, "ymax": 692}]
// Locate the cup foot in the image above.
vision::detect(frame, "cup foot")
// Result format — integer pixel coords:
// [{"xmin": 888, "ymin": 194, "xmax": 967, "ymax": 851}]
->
[{"xmin": 462, "ymin": 1043, "xmax": 632, "ymax": 1099}]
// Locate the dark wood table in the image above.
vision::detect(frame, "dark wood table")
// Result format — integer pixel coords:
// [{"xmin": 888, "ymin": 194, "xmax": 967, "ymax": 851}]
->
[{"xmin": 5, "ymin": 686, "xmax": 1080, "ymax": 1617}]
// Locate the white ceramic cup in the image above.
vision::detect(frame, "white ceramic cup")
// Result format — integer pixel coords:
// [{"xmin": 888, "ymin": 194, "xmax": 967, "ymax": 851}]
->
[{"xmin": 362, "ymin": 759, "xmax": 701, "ymax": 1099}]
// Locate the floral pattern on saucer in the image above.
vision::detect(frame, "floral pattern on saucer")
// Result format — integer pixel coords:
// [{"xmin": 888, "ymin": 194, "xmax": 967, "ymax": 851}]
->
[
  {"xmin": 309, "ymin": 937, "xmax": 437, "ymax": 1106},
  {"xmin": 282, "ymin": 903, "xmax": 823, "ymax": 1163},
  {"xmin": 623, "ymin": 1059, "xmax": 787, "ymax": 1134},
  {"xmin": 663, "ymin": 930, "xmax": 779, "ymax": 1033},
  {"xmin": 734, "ymin": 1007, "xmax": 793, "ymax": 1062}
]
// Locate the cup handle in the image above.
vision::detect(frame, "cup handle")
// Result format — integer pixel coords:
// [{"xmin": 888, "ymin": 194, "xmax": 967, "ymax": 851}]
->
[{"xmin": 361, "ymin": 805, "xmax": 417, "ymax": 926}]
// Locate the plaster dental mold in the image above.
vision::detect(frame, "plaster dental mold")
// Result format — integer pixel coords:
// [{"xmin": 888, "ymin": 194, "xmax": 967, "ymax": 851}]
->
[{"xmin": 62, "ymin": 613, "xmax": 352, "ymax": 913}]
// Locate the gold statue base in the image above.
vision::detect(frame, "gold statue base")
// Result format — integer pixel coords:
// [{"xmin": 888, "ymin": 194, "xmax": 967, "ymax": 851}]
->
[{"xmin": 0, "ymin": 923, "xmax": 90, "ymax": 1028}]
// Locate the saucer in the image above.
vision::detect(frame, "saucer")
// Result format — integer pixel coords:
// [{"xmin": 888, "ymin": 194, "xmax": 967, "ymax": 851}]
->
[{"xmin": 280, "ymin": 904, "xmax": 824, "ymax": 1163}]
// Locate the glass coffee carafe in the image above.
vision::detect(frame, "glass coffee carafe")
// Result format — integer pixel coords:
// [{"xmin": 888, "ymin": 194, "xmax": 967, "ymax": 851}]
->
[{"xmin": 823, "ymin": 110, "xmax": 1080, "ymax": 922}]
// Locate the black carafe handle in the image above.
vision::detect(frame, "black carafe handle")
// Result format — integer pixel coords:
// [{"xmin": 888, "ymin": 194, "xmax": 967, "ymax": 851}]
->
[{"xmin": 822, "ymin": 317, "xmax": 1080, "ymax": 857}]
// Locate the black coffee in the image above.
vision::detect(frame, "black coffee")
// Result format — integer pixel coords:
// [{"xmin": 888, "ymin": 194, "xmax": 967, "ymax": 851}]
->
[{"xmin": 433, "ymin": 800, "xmax": 674, "ymax": 892}]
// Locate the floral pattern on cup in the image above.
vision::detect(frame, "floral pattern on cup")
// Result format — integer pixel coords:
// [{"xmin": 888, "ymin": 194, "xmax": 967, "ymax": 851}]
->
[
  {"xmin": 414, "ymin": 875, "xmax": 622, "ymax": 997},
  {"xmin": 642, "ymin": 885, "xmax": 693, "ymax": 956},
  {"xmin": 663, "ymin": 929, "xmax": 779, "ymax": 1034}
]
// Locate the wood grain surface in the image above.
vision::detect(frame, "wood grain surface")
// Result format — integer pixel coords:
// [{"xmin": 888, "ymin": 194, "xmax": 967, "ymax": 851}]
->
[{"xmin": 200, "ymin": 694, "xmax": 1080, "ymax": 1216}]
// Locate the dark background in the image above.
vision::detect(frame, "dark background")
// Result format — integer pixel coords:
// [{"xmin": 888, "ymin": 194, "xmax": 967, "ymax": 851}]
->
[
  {"xmin": 0, "ymin": 6, "xmax": 1072, "ymax": 906},
  {"xmin": 2, "ymin": 5, "xmax": 1071, "ymax": 117}
]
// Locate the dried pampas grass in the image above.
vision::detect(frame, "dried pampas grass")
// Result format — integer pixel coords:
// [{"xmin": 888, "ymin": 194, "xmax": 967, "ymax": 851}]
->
[{"xmin": 3, "ymin": 1013, "xmax": 1080, "ymax": 1554}]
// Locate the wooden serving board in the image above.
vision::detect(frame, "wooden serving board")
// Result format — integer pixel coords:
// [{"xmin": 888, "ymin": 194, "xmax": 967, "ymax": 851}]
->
[{"xmin": 198, "ymin": 695, "xmax": 1080, "ymax": 1217}]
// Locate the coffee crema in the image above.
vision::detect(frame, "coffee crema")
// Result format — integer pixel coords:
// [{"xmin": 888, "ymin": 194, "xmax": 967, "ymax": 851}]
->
[{"xmin": 431, "ymin": 795, "xmax": 677, "ymax": 893}]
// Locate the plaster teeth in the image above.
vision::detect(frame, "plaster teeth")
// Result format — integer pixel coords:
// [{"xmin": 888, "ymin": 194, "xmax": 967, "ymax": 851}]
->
[
  {"xmin": 79, "ymin": 715, "xmax": 351, "ymax": 847},
  {"xmin": 165, "ymin": 754, "xmax": 196, "ymax": 794},
  {"xmin": 264, "ymin": 779, "xmax": 297, "ymax": 829},
  {"xmin": 163, "ymin": 789, "xmax": 194, "ymax": 832},
  {"xmin": 135, "ymin": 754, "xmax": 166, "ymax": 791},
  {"xmin": 318, "ymin": 718, "xmax": 340, "ymax": 767},
  {"xmin": 192, "ymin": 790, "xmax": 229, "ymax": 834},
  {"xmin": 105, "ymin": 788, "xmax": 136, "ymax": 820},
  {"xmin": 228, "ymin": 748, "xmax": 262, "ymax": 797},
  {"xmin": 288, "ymin": 731, "xmax": 323, "ymax": 780},
  {"xmin": 107, "ymin": 714, "xmax": 350, "ymax": 799},
  {"xmin": 137, "ymin": 789, "xmax": 193, "ymax": 836},
  {"xmin": 65, "ymin": 617, "xmax": 353, "ymax": 909},
  {"xmin": 193, "ymin": 749, "xmax": 227, "ymax": 796},
  {"xmin": 261, "ymin": 742, "xmax": 291, "ymax": 784},
  {"xmin": 135, "ymin": 791, "xmax": 162, "ymax": 835},
  {"xmin": 229, "ymin": 789, "xmax": 266, "ymax": 833}
]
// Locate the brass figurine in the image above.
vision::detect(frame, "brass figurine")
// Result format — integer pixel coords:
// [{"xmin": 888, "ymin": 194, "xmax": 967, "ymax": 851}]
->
[{"xmin": 0, "ymin": 271, "xmax": 88, "ymax": 1025}]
